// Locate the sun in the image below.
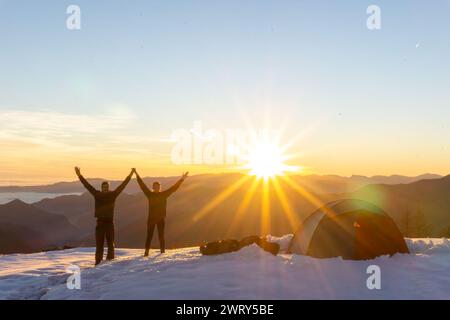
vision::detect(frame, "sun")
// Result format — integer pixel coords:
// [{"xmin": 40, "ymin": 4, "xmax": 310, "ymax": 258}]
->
[{"xmin": 245, "ymin": 140, "xmax": 299, "ymax": 179}]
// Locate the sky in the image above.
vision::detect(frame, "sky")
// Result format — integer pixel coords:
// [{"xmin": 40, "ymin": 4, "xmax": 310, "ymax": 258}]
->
[{"xmin": 1, "ymin": 0, "xmax": 450, "ymax": 185}]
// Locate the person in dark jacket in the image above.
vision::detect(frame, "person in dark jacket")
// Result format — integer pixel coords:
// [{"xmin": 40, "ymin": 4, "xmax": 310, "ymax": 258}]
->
[
  {"xmin": 135, "ymin": 170, "xmax": 188, "ymax": 256},
  {"xmin": 75, "ymin": 167, "xmax": 135, "ymax": 265}
]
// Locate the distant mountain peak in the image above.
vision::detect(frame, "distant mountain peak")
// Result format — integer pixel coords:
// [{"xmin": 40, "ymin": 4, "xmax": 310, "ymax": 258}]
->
[{"xmin": 5, "ymin": 199, "xmax": 28, "ymax": 207}]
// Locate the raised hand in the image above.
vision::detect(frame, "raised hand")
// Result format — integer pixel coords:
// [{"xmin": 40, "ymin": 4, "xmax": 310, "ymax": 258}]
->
[
  {"xmin": 75, "ymin": 167, "xmax": 81, "ymax": 177},
  {"xmin": 181, "ymin": 172, "xmax": 189, "ymax": 180},
  {"xmin": 131, "ymin": 168, "xmax": 137, "ymax": 175}
]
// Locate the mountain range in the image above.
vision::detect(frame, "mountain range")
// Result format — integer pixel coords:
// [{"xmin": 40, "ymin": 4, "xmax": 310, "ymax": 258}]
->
[
  {"xmin": 0, "ymin": 173, "xmax": 449, "ymax": 254},
  {"xmin": 0, "ymin": 199, "xmax": 79, "ymax": 253},
  {"xmin": 0, "ymin": 173, "xmax": 441, "ymax": 194}
]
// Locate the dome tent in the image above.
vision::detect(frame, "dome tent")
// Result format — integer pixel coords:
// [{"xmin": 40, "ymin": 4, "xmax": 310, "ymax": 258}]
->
[{"xmin": 288, "ymin": 199, "xmax": 409, "ymax": 260}]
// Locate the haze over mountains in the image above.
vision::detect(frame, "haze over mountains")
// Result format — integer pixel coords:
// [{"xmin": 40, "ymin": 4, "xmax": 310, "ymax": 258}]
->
[
  {"xmin": 0, "ymin": 173, "xmax": 441, "ymax": 194},
  {"xmin": 0, "ymin": 199, "xmax": 79, "ymax": 253},
  {"xmin": 0, "ymin": 173, "xmax": 449, "ymax": 254}
]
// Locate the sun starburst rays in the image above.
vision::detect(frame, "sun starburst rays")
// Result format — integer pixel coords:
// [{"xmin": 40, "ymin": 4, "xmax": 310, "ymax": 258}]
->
[
  {"xmin": 225, "ymin": 177, "xmax": 261, "ymax": 237},
  {"xmin": 190, "ymin": 119, "xmax": 323, "ymax": 239},
  {"xmin": 192, "ymin": 175, "xmax": 251, "ymax": 222}
]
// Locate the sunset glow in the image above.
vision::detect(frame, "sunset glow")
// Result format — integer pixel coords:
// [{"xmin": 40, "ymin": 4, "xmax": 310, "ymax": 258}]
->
[{"xmin": 245, "ymin": 141, "xmax": 299, "ymax": 179}]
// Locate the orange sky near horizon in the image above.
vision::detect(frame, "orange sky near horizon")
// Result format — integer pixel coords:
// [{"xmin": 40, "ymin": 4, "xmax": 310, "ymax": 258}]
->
[
  {"xmin": 1, "ymin": 109, "xmax": 449, "ymax": 186},
  {"xmin": 1, "ymin": 145, "xmax": 448, "ymax": 186}
]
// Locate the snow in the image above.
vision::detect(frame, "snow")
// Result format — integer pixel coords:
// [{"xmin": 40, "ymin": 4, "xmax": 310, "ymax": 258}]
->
[
  {"xmin": 0, "ymin": 238, "xmax": 449, "ymax": 300},
  {"xmin": 265, "ymin": 234, "xmax": 293, "ymax": 252}
]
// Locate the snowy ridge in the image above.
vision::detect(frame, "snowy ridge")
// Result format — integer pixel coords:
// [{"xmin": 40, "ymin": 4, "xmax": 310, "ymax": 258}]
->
[
  {"xmin": 406, "ymin": 238, "xmax": 450, "ymax": 254},
  {"xmin": 0, "ymin": 238, "xmax": 449, "ymax": 300}
]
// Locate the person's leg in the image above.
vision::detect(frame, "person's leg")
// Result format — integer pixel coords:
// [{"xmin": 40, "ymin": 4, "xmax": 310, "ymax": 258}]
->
[
  {"xmin": 157, "ymin": 220, "xmax": 166, "ymax": 253},
  {"xmin": 144, "ymin": 223, "xmax": 156, "ymax": 256},
  {"xmin": 105, "ymin": 222, "xmax": 115, "ymax": 261},
  {"xmin": 95, "ymin": 222, "xmax": 106, "ymax": 265}
]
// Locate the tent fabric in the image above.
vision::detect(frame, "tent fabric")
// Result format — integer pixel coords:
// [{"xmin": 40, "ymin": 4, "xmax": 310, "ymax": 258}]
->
[{"xmin": 288, "ymin": 199, "xmax": 409, "ymax": 260}]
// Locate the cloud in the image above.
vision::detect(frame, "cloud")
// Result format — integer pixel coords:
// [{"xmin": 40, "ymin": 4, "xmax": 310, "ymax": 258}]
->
[
  {"xmin": 0, "ymin": 109, "xmax": 172, "ymax": 158},
  {"xmin": 0, "ymin": 109, "xmax": 132, "ymax": 138},
  {"xmin": 0, "ymin": 109, "xmax": 134, "ymax": 151}
]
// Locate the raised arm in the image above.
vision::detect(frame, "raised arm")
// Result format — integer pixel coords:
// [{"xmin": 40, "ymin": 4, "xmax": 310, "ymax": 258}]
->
[
  {"xmin": 75, "ymin": 167, "xmax": 98, "ymax": 195},
  {"xmin": 164, "ymin": 172, "xmax": 189, "ymax": 197},
  {"xmin": 135, "ymin": 171, "xmax": 152, "ymax": 197},
  {"xmin": 114, "ymin": 169, "xmax": 135, "ymax": 195}
]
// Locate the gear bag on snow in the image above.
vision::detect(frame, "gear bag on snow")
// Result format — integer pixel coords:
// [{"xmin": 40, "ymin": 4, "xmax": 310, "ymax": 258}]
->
[{"xmin": 200, "ymin": 235, "xmax": 280, "ymax": 256}]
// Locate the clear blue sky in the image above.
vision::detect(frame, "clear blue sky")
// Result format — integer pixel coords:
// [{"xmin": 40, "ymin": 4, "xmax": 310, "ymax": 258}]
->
[{"xmin": 1, "ymin": 0, "xmax": 450, "ymax": 183}]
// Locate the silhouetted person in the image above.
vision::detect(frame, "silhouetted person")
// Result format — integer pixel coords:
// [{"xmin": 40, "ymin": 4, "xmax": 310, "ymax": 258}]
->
[
  {"xmin": 135, "ymin": 171, "xmax": 189, "ymax": 256},
  {"xmin": 75, "ymin": 167, "xmax": 135, "ymax": 265}
]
